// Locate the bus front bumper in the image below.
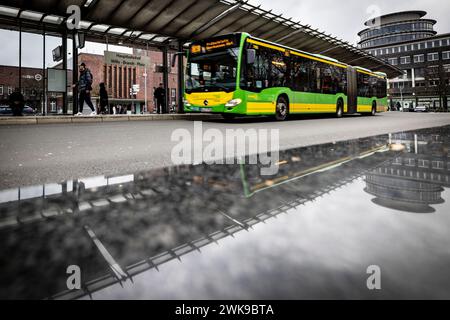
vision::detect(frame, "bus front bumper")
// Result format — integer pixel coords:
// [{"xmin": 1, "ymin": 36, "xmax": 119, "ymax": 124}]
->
[{"xmin": 184, "ymin": 103, "xmax": 245, "ymax": 114}]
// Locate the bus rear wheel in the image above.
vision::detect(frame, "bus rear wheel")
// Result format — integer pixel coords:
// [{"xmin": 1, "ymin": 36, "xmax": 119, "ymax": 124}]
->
[
  {"xmin": 371, "ymin": 102, "xmax": 377, "ymax": 116},
  {"xmin": 364, "ymin": 102, "xmax": 377, "ymax": 116},
  {"xmin": 336, "ymin": 99, "xmax": 344, "ymax": 118},
  {"xmin": 275, "ymin": 96, "xmax": 289, "ymax": 121}
]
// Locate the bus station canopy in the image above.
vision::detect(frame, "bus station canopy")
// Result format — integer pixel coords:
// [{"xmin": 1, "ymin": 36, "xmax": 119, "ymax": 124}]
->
[{"xmin": 0, "ymin": 0, "xmax": 403, "ymax": 77}]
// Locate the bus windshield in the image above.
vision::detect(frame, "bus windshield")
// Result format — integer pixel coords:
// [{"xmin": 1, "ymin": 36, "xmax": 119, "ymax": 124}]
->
[{"xmin": 186, "ymin": 48, "xmax": 239, "ymax": 93}]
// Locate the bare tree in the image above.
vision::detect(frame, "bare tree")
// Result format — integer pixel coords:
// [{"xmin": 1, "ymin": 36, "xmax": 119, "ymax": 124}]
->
[{"xmin": 424, "ymin": 64, "xmax": 450, "ymax": 112}]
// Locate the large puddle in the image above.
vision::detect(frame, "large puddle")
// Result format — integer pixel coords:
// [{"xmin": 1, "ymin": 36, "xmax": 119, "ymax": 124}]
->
[{"xmin": 1, "ymin": 126, "xmax": 450, "ymax": 299}]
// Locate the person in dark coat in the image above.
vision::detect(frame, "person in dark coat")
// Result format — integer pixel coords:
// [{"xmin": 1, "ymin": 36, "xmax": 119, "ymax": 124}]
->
[
  {"xmin": 154, "ymin": 83, "xmax": 165, "ymax": 114},
  {"xmin": 9, "ymin": 88, "xmax": 25, "ymax": 117},
  {"xmin": 99, "ymin": 83, "xmax": 109, "ymax": 115},
  {"xmin": 73, "ymin": 62, "xmax": 96, "ymax": 116}
]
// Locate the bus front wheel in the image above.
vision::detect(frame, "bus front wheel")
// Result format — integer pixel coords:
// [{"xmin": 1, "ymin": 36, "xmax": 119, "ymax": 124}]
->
[{"xmin": 275, "ymin": 96, "xmax": 289, "ymax": 121}]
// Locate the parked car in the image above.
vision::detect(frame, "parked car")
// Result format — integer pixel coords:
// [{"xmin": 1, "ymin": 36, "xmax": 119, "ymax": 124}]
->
[
  {"xmin": 23, "ymin": 106, "xmax": 36, "ymax": 115},
  {"xmin": 0, "ymin": 105, "xmax": 36, "ymax": 116},
  {"xmin": 0, "ymin": 105, "xmax": 11, "ymax": 115},
  {"xmin": 414, "ymin": 105, "xmax": 429, "ymax": 113}
]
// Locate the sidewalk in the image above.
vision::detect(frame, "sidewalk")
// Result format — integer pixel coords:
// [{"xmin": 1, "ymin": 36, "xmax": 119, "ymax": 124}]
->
[{"xmin": 0, "ymin": 113, "xmax": 222, "ymax": 125}]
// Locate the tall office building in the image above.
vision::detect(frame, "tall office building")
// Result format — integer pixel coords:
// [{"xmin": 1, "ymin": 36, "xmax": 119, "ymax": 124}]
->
[{"xmin": 358, "ymin": 11, "xmax": 450, "ymax": 111}]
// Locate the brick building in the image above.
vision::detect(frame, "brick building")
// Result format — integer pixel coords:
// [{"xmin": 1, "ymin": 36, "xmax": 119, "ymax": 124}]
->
[
  {"xmin": 1, "ymin": 47, "xmax": 182, "ymax": 114},
  {"xmin": 77, "ymin": 48, "xmax": 181, "ymax": 113}
]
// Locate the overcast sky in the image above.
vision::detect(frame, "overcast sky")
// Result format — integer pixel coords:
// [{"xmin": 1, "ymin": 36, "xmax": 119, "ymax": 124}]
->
[
  {"xmin": 0, "ymin": 0, "xmax": 449, "ymax": 68},
  {"xmin": 248, "ymin": 0, "xmax": 450, "ymax": 44}
]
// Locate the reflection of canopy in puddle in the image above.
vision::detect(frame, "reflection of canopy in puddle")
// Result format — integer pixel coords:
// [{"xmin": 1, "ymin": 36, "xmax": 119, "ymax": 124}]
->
[{"xmin": 52, "ymin": 172, "xmax": 373, "ymax": 300}]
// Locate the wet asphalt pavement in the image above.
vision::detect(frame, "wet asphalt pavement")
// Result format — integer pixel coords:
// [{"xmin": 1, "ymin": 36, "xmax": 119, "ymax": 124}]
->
[{"xmin": 1, "ymin": 124, "xmax": 450, "ymax": 299}]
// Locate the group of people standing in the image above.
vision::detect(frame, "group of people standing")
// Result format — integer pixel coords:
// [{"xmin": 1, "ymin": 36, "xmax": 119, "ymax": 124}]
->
[{"xmin": 74, "ymin": 62, "xmax": 167, "ymax": 116}]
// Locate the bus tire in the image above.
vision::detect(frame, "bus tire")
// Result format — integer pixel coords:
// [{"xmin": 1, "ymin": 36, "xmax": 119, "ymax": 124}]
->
[
  {"xmin": 336, "ymin": 99, "xmax": 344, "ymax": 118},
  {"xmin": 362, "ymin": 101, "xmax": 376, "ymax": 116},
  {"xmin": 275, "ymin": 95, "xmax": 289, "ymax": 121},
  {"xmin": 370, "ymin": 101, "xmax": 377, "ymax": 116}
]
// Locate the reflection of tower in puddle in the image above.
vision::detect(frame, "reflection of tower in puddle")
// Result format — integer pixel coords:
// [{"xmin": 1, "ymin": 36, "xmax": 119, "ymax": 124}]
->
[{"xmin": 365, "ymin": 133, "xmax": 449, "ymax": 213}]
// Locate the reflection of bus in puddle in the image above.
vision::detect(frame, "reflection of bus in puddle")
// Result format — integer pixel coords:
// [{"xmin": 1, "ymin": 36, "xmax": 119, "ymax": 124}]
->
[{"xmin": 239, "ymin": 137, "xmax": 390, "ymax": 198}]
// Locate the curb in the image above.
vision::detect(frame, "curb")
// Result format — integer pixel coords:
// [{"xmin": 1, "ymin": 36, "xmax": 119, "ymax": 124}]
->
[{"xmin": 0, "ymin": 114, "xmax": 222, "ymax": 125}]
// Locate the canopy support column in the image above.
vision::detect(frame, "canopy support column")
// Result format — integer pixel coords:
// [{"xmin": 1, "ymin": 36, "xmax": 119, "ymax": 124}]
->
[
  {"xmin": 62, "ymin": 30, "xmax": 68, "ymax": 115},
  {"xmin": 177, "ymin": 41, "xmax": 184, "ymax": 114},
  {"xmin": 162, "ymin": 45, "xmax": 169, "ymax": 114},
  {"xmin": 72, "ymin": 32, "xmax": 79, "ymax": 115}
]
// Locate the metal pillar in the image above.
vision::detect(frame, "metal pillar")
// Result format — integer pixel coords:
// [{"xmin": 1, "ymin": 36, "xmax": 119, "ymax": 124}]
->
[
  {"xmin": 19, "ymin": 22, "xmax": 22, "ymax": 91},
  {"xmin": 162, "ymin": 45, "xmax": 169, "ymax": 113},
  {"xmin": 42, "ymin": 26, "xmax": 46, "ymax": 116},
  {"xmin": 62, "ymin": 31, "xmax": 68, "ymax": 115},
  {"xmin": 144, "ymin": 42, "xmax": 149, "ymax": 114},
  {"xmin": 72, "ymin": 32, "xmax": 79, "ymax": 115},
  {"xmin": 177, "ymin": 41, "xmax": 184, "ymax": 114}
]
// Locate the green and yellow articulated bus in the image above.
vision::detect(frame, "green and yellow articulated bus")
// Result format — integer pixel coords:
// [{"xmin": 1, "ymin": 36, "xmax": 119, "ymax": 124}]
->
[{"xmin": 183, "ymin": 33, "xmax": 388, "ymax": 121}]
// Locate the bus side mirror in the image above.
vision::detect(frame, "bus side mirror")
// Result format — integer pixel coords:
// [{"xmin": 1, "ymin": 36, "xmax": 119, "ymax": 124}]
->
[
  {"xmin": 247, "ymin": 49, "xmax": 256, "ymax": 64},
  {"xmin": 171, "ymin": 51, "xmax": 187, "ymax": 68}
]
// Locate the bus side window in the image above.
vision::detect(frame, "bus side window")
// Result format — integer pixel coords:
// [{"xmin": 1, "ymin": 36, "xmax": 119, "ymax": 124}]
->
[
  {"xmin": 376, "ymin": 78, "xmax": 387, "ymax": 98},
  {"xmin": 311, "ymin": 62, "xmax": 322, "ymax": 93},
  {"xmin": 242, "ymin": 44, "xmax": 271, "ymax": 92},
  {"xmin": 291, "ymin": 56, "xmax": 310, "ymax": 92},
  {"xmin": 357, "ymin": 73, "xmax": 370, "ymax": 97}
]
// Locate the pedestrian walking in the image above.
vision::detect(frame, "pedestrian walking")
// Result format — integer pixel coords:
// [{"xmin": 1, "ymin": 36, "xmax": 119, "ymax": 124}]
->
[
  {"xmin": 99, "ymin": 83, "xmax": 109, "ymax": 115},
  {"xmin": 154, "ymin": 83, "xmax": 165, "ymax": 114},
  {"xmin": 73, "ymin": 63, "xmax": 96, "ymax": 116},
  {"xmin": 9, "ymin": 88, "xmax": 25, "ymax": 117}
]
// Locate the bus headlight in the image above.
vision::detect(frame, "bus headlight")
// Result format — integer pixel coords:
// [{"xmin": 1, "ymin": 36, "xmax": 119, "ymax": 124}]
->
[
  {"xmin": 183, "ymin": 99, "xmax": 191, "ymax": 107},
  {"xmin": 225, "ymin": 99, "xmax": 242, "ymax": 107}
]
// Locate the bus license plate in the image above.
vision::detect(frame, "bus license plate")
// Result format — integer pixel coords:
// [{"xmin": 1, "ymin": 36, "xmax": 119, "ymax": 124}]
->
[{"xmin": 201, "ymin": 108, "xmax": 212, "ymax": 113}]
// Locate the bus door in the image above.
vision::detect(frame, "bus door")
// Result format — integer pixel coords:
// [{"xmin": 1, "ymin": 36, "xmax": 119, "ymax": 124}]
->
[{"xmin": 346, "ymin": 67, "xmax": 357, "ymax": 114}]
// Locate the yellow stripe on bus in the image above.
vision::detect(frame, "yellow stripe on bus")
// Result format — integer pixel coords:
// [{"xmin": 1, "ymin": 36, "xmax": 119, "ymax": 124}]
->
[
  {"xmin": 247, "ymin": 39, "xmax": 286, "ymax": 52},
  {"xmin": 357, "ymin": 105, "xmax": 372, "ymax": 112},
  {"xmin": 247, "ymin": 102, "xmax": 276, "ymax": 113},
  {"xmin": 291, "ymin": 103, "xmax": 337, "ymax": 113},
  {"xmin": 247, "ymin": 38, "xmax": 348, "ymax": 69}
]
